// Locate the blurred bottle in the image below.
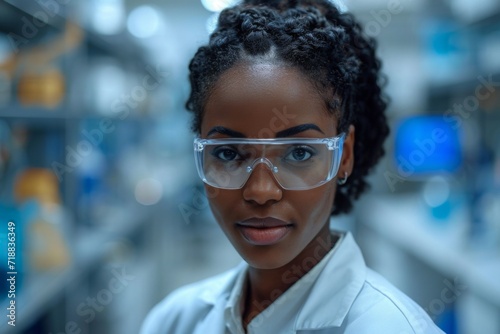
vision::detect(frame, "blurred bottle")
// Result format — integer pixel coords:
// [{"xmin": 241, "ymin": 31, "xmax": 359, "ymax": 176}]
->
[
  {"xmin": 467, "ymin": 137, "xmax": 498, "ymax": 251},
  {"xmin": 14, "ymin": 168, "xmax": 72, "ymax": 272}
]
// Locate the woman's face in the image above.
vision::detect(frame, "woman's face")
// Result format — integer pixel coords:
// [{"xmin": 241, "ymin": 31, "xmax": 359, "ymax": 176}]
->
[{"xmin": 201, "ymin": 62, "xmax": 354, "ymax": 269}]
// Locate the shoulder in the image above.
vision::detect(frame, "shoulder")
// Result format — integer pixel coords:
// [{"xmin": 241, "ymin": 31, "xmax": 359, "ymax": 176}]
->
[
  {"xmin": 140, "ymin": 263, "xmax": 244, "ymax": 334},
  {"xmin": 346, "ymin": 269, "xmax": 444, "ymax": 334}
]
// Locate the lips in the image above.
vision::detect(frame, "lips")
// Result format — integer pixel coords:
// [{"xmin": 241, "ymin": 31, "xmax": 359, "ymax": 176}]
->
[{"xmin": 236, "ymin": 217, "xmax": 292, "ymax": 246}]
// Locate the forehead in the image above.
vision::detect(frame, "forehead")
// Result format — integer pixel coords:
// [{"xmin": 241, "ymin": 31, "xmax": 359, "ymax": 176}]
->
[{"xmin": 202, "ymin": 62, "xmax": 337, "ymax": 138}]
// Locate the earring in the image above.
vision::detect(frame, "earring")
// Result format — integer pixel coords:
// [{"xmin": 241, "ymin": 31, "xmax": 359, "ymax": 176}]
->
[{"xmin": 337, "ymin": 172, "xmax": 348, "ymax": 185}]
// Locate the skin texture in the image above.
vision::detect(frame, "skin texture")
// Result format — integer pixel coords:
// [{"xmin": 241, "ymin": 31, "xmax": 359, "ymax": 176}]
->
[{"xmin": 201, "ymin": 62, "xmax": 355, "ymax": 328}]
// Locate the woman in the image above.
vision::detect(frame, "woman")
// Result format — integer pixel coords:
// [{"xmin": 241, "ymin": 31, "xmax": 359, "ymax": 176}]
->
[{"xmin": 142, "ymin": 0, "xmax": 444, "ymax": 333}]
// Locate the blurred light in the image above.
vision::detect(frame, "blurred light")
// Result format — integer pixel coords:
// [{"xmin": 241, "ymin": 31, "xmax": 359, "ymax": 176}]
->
[
  {"xmin": 89, "ymin": 61, "xmax": 127, "ymax": 115},
  {"xmin": 91, "ymin": 0, "xmax": 125, "ymax": 35},
  {"xmin": 201, "ymin": 0, "xmax": 348, "ymax": 13},
  {"xmin": 450, "ymin": 0, "xmax": 498, "ymax": 22},
  {"xmin": 329, "ymin": 0, "xmax": 348, "ymax": 13},
  {"xmin": 77, "ymin": 148, "xmax": 106, "ymax": 176},
  {"xmin": 423, "ymin": 176, "xmax": 450, "ymax": 208},
  {"xmin": 206, "ymin": 12, "xmax": 220, "ymax": 34},
  {"xmin": 201, "ymin": 0, "xmax": 238, "ymax": 12},
  {"xmin": 127, "ymin": 6, "xmax": 161, "ymax": 39},
  {"xmin": 135, "ymin": 178, "xmax": 163, "ymax": 206}
]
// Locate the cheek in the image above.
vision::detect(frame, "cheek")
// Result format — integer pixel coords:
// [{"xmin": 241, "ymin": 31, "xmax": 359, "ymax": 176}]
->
[
  {"xmin": 204, "ymin": 185, "xmax": 238, "ymax": 223},
  {"xmin": 293, "ymin": 182, "xmax": 336, "ymax": 225}
]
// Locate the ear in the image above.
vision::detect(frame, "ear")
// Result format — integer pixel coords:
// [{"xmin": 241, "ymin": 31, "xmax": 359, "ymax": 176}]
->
[{"xmin": 338, "ymin": 125, "xmax": 355, "ymax": 179}]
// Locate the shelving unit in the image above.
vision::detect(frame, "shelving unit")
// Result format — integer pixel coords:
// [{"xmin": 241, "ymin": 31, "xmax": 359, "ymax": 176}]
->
[
  {"xmin": 359, "ymin": 194, "xmax": 500, "ymax": 303},
  {"xmin": 353, "ymin": 2, "xmax": 500, "ymax": 333},
  {"xmin": 0, "ymin": 1, "xmax": 169, "ymax": 332},
  {"xmin": 0, "ymin": 205, "xmax": 152, "ymax": 333},
  {"xmin": 357, "ymin": 193, "xmax": 500, "ymax": 334}
]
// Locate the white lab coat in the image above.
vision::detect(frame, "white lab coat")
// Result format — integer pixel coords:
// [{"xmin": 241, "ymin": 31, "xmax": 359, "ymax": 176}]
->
[{"xmin": 141, "ymin": 232, "xmax": 444, "ymax": 334}]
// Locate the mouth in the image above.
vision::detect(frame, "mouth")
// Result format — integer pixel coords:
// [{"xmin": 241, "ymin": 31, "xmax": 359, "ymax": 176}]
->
[{"xmin": 236, "ymin": 217, "xmax": 293, "ymax": 246}]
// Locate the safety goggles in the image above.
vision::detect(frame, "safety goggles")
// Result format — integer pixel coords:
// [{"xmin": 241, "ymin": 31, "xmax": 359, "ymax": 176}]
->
[{"xmin": 193, "ymin": 133, "xmax": 345, "ymax": 190}]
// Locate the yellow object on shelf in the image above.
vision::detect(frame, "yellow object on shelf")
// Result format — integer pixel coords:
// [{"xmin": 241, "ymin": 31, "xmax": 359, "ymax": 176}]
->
[
  {"xmin": 17, "ymin": 67, "xmax": 65, "ymax": 108},
  {"xmin": 15, "ymin": 168, "xmax": 72, "ymax": 271},
  {"xmin": 14, "ymin": 168, "xmax": 61, "ymax": 208},
  {"xmin": 0, "ymin": 20, "xmax": 84, "ymax": 110},
  {"xmin": 28, "ymin": 218, "xmax": 71, "ymax": 270}
]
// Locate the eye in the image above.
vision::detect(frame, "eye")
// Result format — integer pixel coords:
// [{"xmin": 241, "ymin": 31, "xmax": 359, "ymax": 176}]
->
[
  {"xmin": 285, "ymin": 146, "xmax": 315, "ymax": 162},
  {"xmin": 212, "ymin": 146, "xmax": 241, "ymax": 161}
]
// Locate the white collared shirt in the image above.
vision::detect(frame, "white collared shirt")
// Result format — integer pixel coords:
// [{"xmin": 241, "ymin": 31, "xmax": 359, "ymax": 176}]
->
[{"xmin": 141, "ymin": 231, "xmax": 444, "ymax": 334}]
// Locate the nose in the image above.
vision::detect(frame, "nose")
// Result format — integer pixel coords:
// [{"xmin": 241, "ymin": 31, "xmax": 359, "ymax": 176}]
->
[{"xmin": 242, "ymin": 163, "xmax": 283, "ymax": 205}]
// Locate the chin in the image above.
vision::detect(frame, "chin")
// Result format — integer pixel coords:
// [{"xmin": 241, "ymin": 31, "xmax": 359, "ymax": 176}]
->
[{"xmin": 234, "ymin": 242, "xmax": 296, "ymax": 270}]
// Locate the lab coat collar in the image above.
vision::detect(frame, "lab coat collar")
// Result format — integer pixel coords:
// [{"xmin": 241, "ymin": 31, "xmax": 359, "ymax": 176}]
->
[
  {"xmin": 198, "ymin": 261, "xmax": 247, "ymax": 306},
  {"xmin": 197, "ymin": 231, "xmax": 366, "ymax": 331},
  {"xmin": 294, "ymin": 232, "xmax": 366, "ymax": 330}
]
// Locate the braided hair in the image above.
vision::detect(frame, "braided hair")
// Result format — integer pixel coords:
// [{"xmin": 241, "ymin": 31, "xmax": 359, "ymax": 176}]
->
[{"xmin": 186, "ymin": 0, "xmax": 390, "ymax": 215}]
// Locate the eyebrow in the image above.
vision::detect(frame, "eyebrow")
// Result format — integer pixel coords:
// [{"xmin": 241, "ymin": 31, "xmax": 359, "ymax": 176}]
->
[
  {"xmin": 276, "ymin": 124, "xmax": 324, "ymax": 137},
  {"xmin": 206, "ymin": 124, "xmax": 324, "ymax": 138},
  {"xmin": 207, "ymin": 126, "xmax": 245, "ymax": 138}
]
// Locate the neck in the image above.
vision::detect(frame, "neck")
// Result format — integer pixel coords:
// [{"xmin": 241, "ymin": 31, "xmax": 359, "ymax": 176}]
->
[{"xmin": 242, "ymin": 224, "xmax": 337, "ymax": 327}]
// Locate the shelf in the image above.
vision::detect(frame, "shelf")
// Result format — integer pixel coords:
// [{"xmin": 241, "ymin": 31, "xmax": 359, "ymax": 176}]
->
[
  {"xmin": 84, "ymin": 31, "xmax": 147, "ymax": 63},
  {"xmin": 0, "ymin": 0, "xmax": 65, "ymax": 37},
  {"xmin": 0, "ymin": 0, "xmax": 147, "ymax": 64},
  {"xmin": 0, "ymin": 107, "xmax": 79, "ymax": 120},
  {"xmin": 0, "ymin": 105, "xmax": 156, "ymax": 122},
  {"xmin": 0, "ymin": 205, "xmax": 151, "ymax": 333},
  {"xmin": 426, "ymin": 71, "xmax": 500, "ymax": 96},
  {"xmin": 359, "ymin": 193, "xmax": 500, "ymax": 308}
]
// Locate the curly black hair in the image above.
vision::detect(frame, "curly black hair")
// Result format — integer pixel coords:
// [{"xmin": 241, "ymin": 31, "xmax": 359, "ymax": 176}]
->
[{"xmin": 186, "ymin": 0, "xmax": 389, "ymax": 215}]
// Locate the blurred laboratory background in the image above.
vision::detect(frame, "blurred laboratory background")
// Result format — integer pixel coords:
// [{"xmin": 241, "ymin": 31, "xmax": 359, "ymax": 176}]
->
[{"xmin": 0, "ymin": 0, "xmax": 499, "ymax": 333}]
